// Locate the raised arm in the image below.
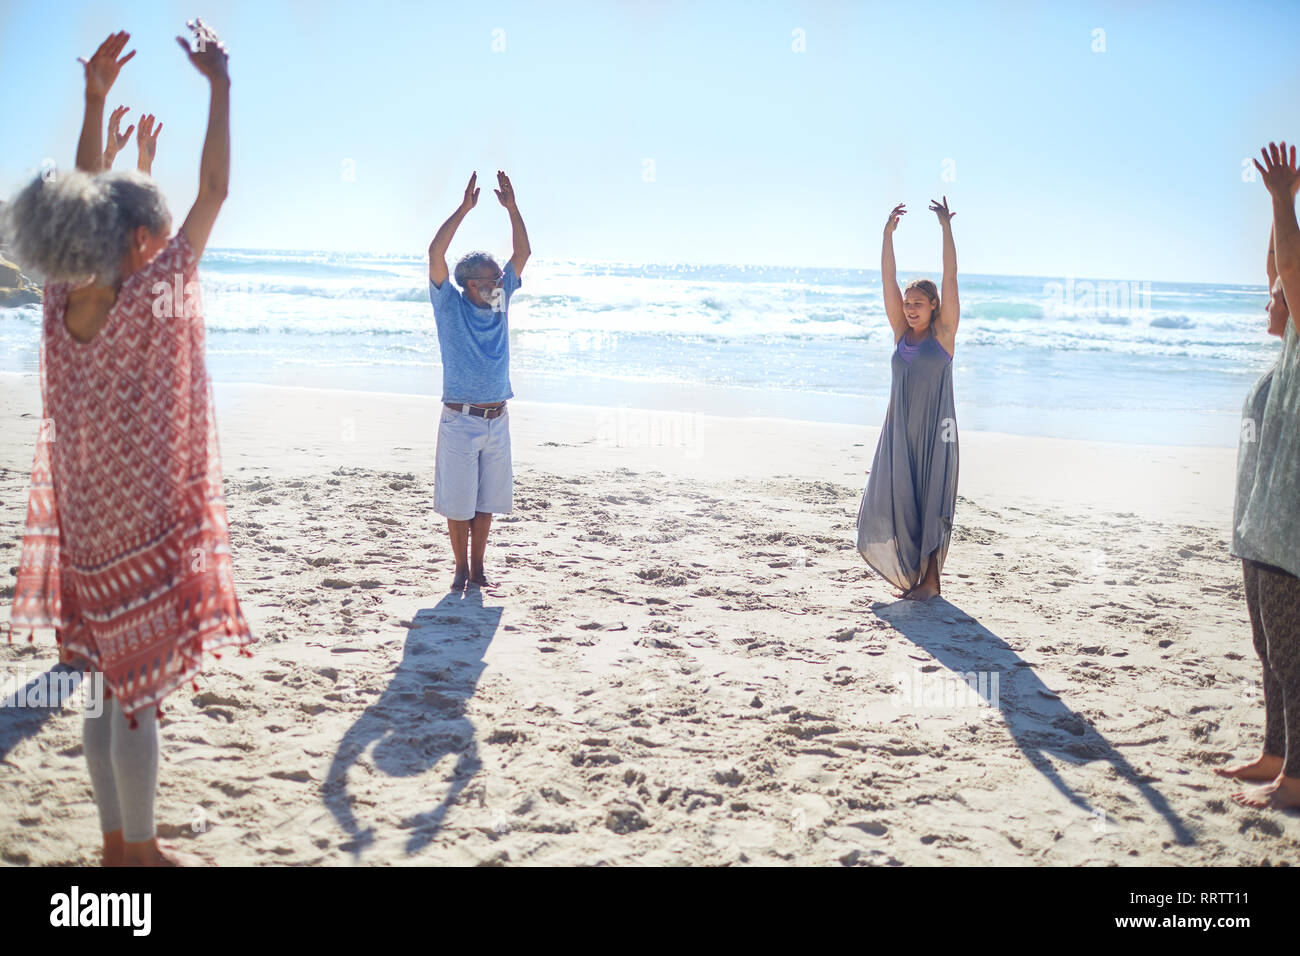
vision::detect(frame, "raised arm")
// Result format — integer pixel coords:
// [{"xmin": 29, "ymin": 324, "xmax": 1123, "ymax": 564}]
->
[
  {"xmin": 494, "ymin": 170, "xmax": 530, "ymax": 277},
  {"xmin": 177, "ymin": 20, "xmax": 230, "ymax": 259},
  {"xmin": 76, "ymin": 32, "xmax": 135, "ymax": 173},
  {"xmin": 1255, "ymin": 141, "xmax": 1300, "ymax": 338},
  {"xmin": 931, "ymin": 195, "xmax": 960, "ymax": 338},
  {"xmin": 429, "ymin": 173, "xmax": 478, "ymax": 286},
  {"xmin": 1265, "ymin": 174, "xmax": 1300, "ymax": 289},
  {"xmin": 136, "ymin": 114, "xmax": 162, "ymax": 176},
  {"xmin": 102, "ymin": 105, "xmax": 135, "ymax": 170},
  {"xmin": 882, "ymin": 203, "xmax": 907, "ymax": 341},
  {"xmin": 1268, "ymin": 224, "xmax": 1279, "ymax": 290}
]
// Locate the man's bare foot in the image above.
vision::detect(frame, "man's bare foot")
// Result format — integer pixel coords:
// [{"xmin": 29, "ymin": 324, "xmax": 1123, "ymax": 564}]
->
[
  {"xmin": 1231, "ymin": 773, "xmax": 1300, "ymax": 810},
  {"xmin": 1215, "ymin": 753, "xmax": 1284, "ymax": 781},
  {"xmin": 906, "ymin": 582, "xmax": 940, "ymax": 601},
  {"xmin": 451, "ymin": 567, "xmax": 469, "ymax": 591},
  {"xmin": 468, "ymin": 572, "xmax": 492, "ymax": 589},
  {"xmin": 122, "ymin": 837, "xmax": 214, "ymax": 867}
]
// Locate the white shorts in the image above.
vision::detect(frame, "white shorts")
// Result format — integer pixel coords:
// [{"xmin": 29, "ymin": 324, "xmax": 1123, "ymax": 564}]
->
[{"xmin": 434, "ymin": 405, "xmax": 514, "ymax": 520}]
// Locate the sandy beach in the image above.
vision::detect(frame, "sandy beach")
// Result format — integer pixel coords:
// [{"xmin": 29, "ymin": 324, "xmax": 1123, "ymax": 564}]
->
[{"xmin": 1, "ymin": 371, "xmax": 1295, "ymax": 866}]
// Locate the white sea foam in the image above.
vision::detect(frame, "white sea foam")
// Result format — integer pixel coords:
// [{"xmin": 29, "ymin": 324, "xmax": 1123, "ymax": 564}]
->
[{"xmin": 0, "ymin": 249, "xmax": 1278, "ymax": 445}]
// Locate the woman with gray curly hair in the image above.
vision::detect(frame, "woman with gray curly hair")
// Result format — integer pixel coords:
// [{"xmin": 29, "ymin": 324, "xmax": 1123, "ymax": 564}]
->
[{"xmin": 5, "ymin": 22, "xmax": 251, "ymax": 866}]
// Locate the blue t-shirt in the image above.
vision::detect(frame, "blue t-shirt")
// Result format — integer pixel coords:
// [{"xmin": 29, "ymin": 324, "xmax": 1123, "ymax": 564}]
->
[{"xmin": 429, "ymin": 260, "xmax": 521, "ymax": 403}]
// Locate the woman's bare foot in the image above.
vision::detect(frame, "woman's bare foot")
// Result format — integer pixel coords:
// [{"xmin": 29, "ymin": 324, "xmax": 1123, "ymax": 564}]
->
[
  {"xmin": 122, "ymin": 837, "xmax": 214, "ymax": 867},
  {"xmin": 101, "ymin": 830, "xmax": 125, "ymax": 867},
  {"xmin": 1215, "ymin": 753, "xmax": 1284, "ymax": 781},
  {"xmin": 905, "ymin": 551, "xmax": 941, "ymax": 601},
  {"xmin": 451, "ymin": 565, "xmax": 469, "ymax": 591},
  {"xmin": 1231, "ymin": 773, "xmax": 1300, "ymax": 810},
  {"xmin": 906, "ymin": 582, "xmax": 941, "ymax": 601},
  {"xmin": 469, "ymin": 563, "xmax": 492, "ymax": 588}
]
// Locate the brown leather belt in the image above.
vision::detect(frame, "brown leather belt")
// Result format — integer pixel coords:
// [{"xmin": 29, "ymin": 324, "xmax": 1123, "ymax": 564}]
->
[{"xmin": 445, "ymin": 401, "xmax": 507, "ymax": 420}]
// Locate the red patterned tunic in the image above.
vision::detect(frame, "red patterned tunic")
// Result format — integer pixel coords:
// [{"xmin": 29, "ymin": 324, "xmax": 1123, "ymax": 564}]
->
[{"xmin": 10, "ymin": 231, "xmax": 252, "ymax": 718}]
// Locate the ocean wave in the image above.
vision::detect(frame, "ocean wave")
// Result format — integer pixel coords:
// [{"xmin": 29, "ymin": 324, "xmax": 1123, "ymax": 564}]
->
[
  {"xmin": 960, "ymin": 301, "xmax": 1045, "ymax": 320},
  {"xmin": 203, "ymin": 278, "xmax": 431, "ymax": 302},
  {"xmin": 1150, "ymin": 314, "xmax": 1195, "ymax": 329},
  {"xmin": 9, "ymin": 249, "xmax": 1265, "ymax": 364}
]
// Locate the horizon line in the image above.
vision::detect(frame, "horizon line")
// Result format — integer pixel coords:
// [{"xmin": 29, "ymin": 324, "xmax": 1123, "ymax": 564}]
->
[{"xmin": 202, "ymin": 246, "xmax": 1268, "ymax": 292}]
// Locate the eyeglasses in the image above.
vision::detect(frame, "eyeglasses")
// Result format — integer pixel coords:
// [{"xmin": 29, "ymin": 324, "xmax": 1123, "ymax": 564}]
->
[{"xmin": 469, "ymin": 274, "xmax": 503, "ymax": 285}]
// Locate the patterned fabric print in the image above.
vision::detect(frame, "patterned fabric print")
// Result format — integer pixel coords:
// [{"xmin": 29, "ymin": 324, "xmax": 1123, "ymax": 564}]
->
[
  {"xmin": 1253, "ymin": 561, "xmax": 1300, "ymax": 778},
  {"xmin": 10, "ymin": 232, "xmax": 252, "ymax": 718},
  {"xmin": 1242, "ymin": 559, "xmax": 1287, "ymax": 759}
]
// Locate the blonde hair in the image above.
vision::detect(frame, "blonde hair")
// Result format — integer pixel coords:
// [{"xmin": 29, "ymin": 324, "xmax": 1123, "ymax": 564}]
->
[{"xmin": 904, "ymin": 278, "xmax": 940, "ymax": 319}]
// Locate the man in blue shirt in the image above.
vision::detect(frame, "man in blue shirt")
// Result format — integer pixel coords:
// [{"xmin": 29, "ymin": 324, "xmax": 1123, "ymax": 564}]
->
[{"xmin": 428, "ymin": 170, "xmax": 530, "ymax": 590}]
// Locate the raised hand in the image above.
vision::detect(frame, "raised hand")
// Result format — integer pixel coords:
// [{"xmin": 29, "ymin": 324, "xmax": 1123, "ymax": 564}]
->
[
  {"xmin": 176, "ymin": 18, "xmax": 229, "ymax": 82},
  {"xmin": 885, "ymin": 202, "xmax": 906, "ymax": 234},
  {"xmin": 78, "ymin": 31, "xmax": 136, "ymax": 100},
  {"xmin": 494, "ymin": 170, "xmax": 517, "ymax": 209},
  {"xmin": 461, "ymin": 171, "xmax": 480, "ymax": 211},
  {"xmin": 105, "ymin": 105, "xmax": 135, "ymax": 159},
  {"xmin": 1253, "ymin": 142, "xmax": 1300, "ymax": 200},
  {"xmin": 929, "ymin": 195, "xmax": 956, "ymax": 225},
  {"xmin": 137, "ymin": 114, "xmax": 162, "ymax": 172}
]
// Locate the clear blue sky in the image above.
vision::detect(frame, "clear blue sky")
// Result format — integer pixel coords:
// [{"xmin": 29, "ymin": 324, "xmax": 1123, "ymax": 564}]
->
[{"xmin": 2, "ymin": 0, "xmax": 1297, "ymax": 284}]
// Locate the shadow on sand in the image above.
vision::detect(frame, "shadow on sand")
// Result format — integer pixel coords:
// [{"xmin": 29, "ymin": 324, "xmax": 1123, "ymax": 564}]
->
[
  {"xmin": 873, "ymin": 595, "xmax": 1195, "ymax": 846},
  {"xmin": 323, "ymin": 589, "xmax": 500, "ymax": 857},
  {"xmin": 0, "ymin": 662, "xmax": 89, "ymax": 761}
]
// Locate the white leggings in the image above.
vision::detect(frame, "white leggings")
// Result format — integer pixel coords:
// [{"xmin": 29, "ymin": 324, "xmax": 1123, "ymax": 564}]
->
[{"xmin": 82, "ymin": 697, "xmax": 159, "ymax": 843}]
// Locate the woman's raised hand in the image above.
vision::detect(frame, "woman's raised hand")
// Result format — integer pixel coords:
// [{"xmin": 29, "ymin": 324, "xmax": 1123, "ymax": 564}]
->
[
  {"xmin": 1254, "ymin": 142, "xmax": 1300, "ymax": 200},
  {"xmin": 929, "ymin": 195, "xmax": 956, "ymax": 225},
  {"xmin": 176, "ymin": 18, "xmax": 229, "ymax": 82},
  {"xmin": 105, "ymin": 105, "xmax": 135, "ymax": 157},
  {"xmin": 78, "ymin": 31, "xmax": 135, "ymax": 100},
  {"xmin": 885, "ymin": 202, "xmax": 906, "ymax": 235},
  {"xmin": 137, "ymin": 114, "xmax": 162, "ymax": 171}
]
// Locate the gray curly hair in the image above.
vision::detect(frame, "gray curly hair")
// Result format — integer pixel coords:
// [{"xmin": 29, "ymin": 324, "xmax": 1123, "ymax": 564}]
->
[
  {"xmin": 453, "ymin": 251, "xmax": 500, "ymax": 289},
  {"xmin": 2, "ymin": 167, "xmax": 171, "ymax": 285}
]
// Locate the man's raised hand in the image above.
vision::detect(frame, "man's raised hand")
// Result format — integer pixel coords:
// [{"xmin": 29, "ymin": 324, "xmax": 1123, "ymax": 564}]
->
[
  {"xmin": 461, "ymin": 172, "xmax": 481, "ymax": 212},
  {"xmin": 494, "ymin": 170, "xmax": 517, "ymax": 210}
]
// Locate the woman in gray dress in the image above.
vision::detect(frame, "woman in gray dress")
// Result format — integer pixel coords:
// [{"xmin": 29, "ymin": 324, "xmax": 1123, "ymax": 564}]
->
[
  {"xmin": 1215, "ymin": 176, "xmax": 1293, "ymax": 789},
  {"xmin": 856, "ymin": 198, "xmax": 960, "ymax": 601},
  {"xmin": 1220, "ymin": 141, "xmax": 1300, "ymax": 811}
]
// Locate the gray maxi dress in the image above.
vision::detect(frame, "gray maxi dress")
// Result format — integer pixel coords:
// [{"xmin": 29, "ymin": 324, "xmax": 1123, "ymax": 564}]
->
[{"xmin": 856, "ymin": 329, "xmax": 959, "ymax": 591}]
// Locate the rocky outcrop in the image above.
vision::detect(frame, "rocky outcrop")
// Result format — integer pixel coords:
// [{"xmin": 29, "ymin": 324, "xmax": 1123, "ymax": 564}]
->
[
  {"xmin": 0, "ymin": 199, "xmax": 42, "ymax": 306},
  {"xmin": 0, "ymin": 254, "xmax": 42, "ymax": 307}
]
